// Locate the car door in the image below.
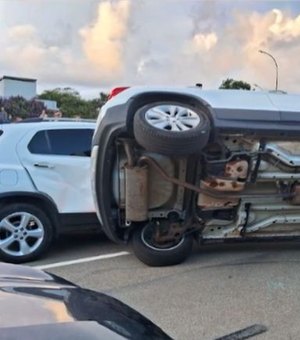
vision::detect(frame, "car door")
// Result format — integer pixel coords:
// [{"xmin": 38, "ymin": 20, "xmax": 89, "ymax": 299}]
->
[{"xmin": 16, "ymin": 125, "xmax": 95, "ymax": 213}]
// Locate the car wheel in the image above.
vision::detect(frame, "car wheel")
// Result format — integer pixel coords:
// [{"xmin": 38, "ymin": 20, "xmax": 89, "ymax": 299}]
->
[
  {"xmin": 0, "ymin": 203, "xmax": 53, "ymax": 263},
  {"xmin": 132, "ymin": 223, "xmax": 193, "ymax": 266},
  {"xmin": 133, "ymin": 101, "xmax": 210, "ymax": 155}
]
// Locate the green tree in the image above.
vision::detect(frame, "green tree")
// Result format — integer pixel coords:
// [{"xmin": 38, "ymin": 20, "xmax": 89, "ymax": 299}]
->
[
  {"xmin": 219, "ymin": 78, "xmax": 251, "ymax": 90},
  {"xmin": 99, "ymin": 92, "xmax": 109, "ymax": 105},
  {"xmin": 38, "ymin": 88, "xmax": 108, "ymax": 118},
  {"xmin": 0, "ymin": 96, "xmax": 46, "ymax": 119}
]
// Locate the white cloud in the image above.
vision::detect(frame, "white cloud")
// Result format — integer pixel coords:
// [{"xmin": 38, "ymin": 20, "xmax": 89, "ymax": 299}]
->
[
  {"xmin": 234, "ymin": 9, "xmax": 300, "ymax": 91},
  {"xmin": 80, "ymin": 0, "xmax": 131, "ymax": 78},
  {"xmin": 192, "ymin": 32, "xmax": 218, "ymax": 52},
  {"xmin": 269, "ymin": 9, "xmax": 300, "ymax": 41},
  {"xmin": 0, "ymin": 1, "xmax": 299, "ymax": 95},
  {"xmin": 8, "ymin": 25, "xmax": 37, "ymax": 41}
]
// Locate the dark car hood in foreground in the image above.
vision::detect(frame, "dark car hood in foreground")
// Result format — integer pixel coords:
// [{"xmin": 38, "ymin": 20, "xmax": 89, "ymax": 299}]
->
[{"xmin": 0, "ymin": 263, "xmax": 170, "ymax": 340}]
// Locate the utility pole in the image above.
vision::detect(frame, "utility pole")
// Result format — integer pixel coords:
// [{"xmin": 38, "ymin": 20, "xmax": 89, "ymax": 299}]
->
[{"xmin": 258, "ymin": 50, "xmax": 279, "ymax": 91}]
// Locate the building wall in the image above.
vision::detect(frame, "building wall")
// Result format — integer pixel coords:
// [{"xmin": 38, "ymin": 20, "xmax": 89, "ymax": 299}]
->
[
  {"xmin": 0, "ymin": 80, "xmax": 3, "ymax": 98},
  {"xmin": 1, "ymin": 78, "xmax": 37, "ymax": 100},
  {"xmin": 36, "ymin": 99, "xmax": 58, "ymax": 110}
]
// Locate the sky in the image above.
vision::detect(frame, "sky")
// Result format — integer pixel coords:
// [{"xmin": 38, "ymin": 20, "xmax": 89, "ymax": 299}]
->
[{"xmin": 0, "ymin": 0, "xmax": 300, "ymax": 98}]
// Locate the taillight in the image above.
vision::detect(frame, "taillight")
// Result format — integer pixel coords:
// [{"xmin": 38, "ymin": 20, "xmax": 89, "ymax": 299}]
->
[{"xmin": 108, "ymin": 87, "xmax": 130, "ymax": 100}]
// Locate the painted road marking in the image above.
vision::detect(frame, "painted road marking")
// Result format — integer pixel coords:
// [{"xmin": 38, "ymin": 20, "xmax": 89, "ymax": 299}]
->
[{"xmin": 34, "ymin": 251, "xmax": 130, "ymax": 270}]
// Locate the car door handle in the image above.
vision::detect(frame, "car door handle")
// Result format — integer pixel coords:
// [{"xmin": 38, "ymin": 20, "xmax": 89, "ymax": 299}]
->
[{"xmin": 34, "ymin": 162, "xmax": 55, "ymax": 169}]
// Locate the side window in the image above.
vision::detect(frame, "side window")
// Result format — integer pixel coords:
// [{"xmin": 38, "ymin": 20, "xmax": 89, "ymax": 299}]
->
[
  {"xmin": 48, "ymin": 129, "xmax": 94, "ymax": 157},
  {"xmin": 28, "ymin": 131, "xmax": 51, "ymax": 154},
  {"xmin": 28, "ymin": 128, "xmax": 94, "ymax": 157}
]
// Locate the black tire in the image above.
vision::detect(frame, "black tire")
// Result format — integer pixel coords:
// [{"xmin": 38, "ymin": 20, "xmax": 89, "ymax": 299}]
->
[
  {"xmin": 133, "ymin": 101, "xmax": 210, "ymax": 156},
  {"xmin": 132, "ymin": 224, "xmax": 193, "ymax": 267},
  {"xmin": 0, "ymin": 203, "xmax": 54, "ymax": 263}
]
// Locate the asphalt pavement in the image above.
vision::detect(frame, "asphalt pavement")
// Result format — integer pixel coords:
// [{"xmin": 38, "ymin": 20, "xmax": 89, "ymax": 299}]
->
[{"xmin": 30, "ymin": 233, "xmax": 300, "ymax": 340}]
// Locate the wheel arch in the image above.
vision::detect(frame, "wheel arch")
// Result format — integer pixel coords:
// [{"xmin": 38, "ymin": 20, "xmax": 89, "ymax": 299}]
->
[{"xmin": 0, "ymin": 192, "xmax": 60, "ymax": 236}]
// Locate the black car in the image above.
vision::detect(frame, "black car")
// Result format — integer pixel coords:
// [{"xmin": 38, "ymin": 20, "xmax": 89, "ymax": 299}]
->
[{"xmin": 0, "ymin": 263, "xmax": 170, "ymax": 339}]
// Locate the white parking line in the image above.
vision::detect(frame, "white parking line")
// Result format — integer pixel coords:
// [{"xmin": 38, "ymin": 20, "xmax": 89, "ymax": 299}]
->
[{"xmin": 34, "ymin": 251, "xmax": 130, "ymax": 270}]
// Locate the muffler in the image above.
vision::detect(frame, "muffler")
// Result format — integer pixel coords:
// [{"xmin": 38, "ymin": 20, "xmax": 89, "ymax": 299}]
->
[{"xmin": 125, "ymin": 165, "xmax": 148, "ymax": 222}]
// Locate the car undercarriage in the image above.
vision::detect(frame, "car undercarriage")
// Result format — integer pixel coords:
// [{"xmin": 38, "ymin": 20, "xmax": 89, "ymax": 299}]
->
[{"xmin": 112, "ymin": 136, "xmax": 300, "ymax": 264}]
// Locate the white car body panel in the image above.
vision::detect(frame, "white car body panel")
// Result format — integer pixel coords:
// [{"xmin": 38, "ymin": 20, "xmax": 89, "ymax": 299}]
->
[
  {"xmin": 0, "ymin": 121, "xmax": 96, "ymax": 214},
  {"xmin": 0, "ymin": 125, "xmax": 36, "ymax": 192},
  {"xmin": 99, "ymin": 87, "xmax": 300, "ymax": 123}
]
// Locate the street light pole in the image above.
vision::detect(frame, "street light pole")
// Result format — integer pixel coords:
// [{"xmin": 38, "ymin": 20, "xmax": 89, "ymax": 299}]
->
[{"xmin": 258, "ymin": 50, "xmax": 278, "ymax": 91}]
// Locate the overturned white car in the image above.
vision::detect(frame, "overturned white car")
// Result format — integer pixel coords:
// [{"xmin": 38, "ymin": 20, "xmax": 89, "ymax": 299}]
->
[{"xmin": 92, "ymin": 87, "xmax": 300, "ymax": 266}]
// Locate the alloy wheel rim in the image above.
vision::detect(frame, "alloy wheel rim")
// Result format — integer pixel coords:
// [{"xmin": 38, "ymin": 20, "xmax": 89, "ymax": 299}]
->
[
  {"xmin": 145, "ymin": 104, "xmax": 200, "ymax": 132},
  {"xmin": 0, "ymin": 212, "xmax": 45, "ymax": 257}
]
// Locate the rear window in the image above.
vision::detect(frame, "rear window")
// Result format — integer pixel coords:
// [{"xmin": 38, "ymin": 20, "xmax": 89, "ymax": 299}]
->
[{"xmin": 28, "ymin": 128, "xmax": 94, "ymax": 157}]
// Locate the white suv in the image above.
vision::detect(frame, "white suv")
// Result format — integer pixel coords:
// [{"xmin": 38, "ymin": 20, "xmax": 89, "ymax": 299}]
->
[{"xmin": 0, "ymin": 119, "xmax": 99, "ymax": 263}]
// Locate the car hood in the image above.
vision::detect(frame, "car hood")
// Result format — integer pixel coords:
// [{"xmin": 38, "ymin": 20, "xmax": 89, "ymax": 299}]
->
[
  {"xmin": 0, "ymin": 262, "xmax": 71, "ymax": 284},
  {"xmin": 0, "ymin": 263, "xmax": 170, "ymax": 339}
]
